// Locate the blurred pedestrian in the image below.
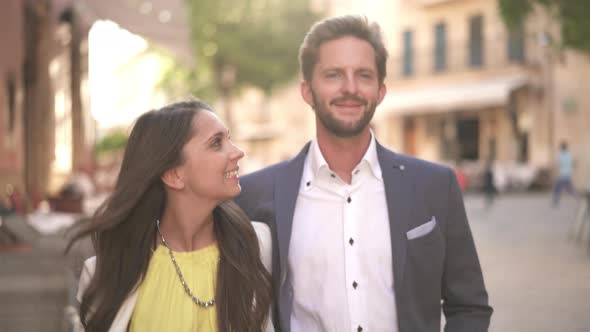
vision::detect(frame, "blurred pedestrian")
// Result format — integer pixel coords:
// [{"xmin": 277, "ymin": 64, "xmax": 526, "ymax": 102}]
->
[
  {"xmin": 482, "ymin": 159, "xmax": 496, "ymax": 208},
  {"xmin": 553, "ymin": 141, "xmax": 575, "ymax": 206},
  {"xmin": 68, "ymin": 100, "xmax": 273, "ymax": 332},
  {"xmin": 455, "ymin": 166, "xmax": 468, "ymax": 192}
]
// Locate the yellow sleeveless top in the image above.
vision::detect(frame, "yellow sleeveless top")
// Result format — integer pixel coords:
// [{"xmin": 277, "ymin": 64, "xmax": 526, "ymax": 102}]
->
[{"xmin": 129, "ymin": 243, "xmax": 219, "ymax": 332}]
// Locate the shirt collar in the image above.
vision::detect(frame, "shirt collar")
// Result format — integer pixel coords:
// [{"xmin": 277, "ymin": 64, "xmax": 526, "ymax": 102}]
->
[
  {"xmin": 307, "ymin": 130, "xmax": 382, "ymax": 183},
  {"xmin": 362, "ymin": 131, "xmax": 383, "ymax": 180},
  {"xmin": 310, "ymin": 138, "xmax": 329, "ymax": 178}
]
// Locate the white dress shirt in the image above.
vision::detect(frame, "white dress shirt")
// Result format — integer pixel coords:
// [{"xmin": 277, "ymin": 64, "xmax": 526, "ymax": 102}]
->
[{"xmin": 289, "ymin": 134, "xmax": 398, "ymax": 332}]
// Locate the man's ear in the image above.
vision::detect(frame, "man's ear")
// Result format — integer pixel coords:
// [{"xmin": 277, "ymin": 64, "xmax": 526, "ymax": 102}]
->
[
  {"xmin": 300, "ymin": 80, "xmax": 315, "ymax": 108},
  {"xmin": 377, "ymin": 82, "xmax": 387, "ymax": 105},
  {"xmin": 161, "ymin": 167, "xmax": 185, "ymax": 190}
]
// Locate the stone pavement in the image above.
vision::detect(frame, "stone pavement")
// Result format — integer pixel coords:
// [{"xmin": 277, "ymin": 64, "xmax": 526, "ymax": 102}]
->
[
  {"xmin": 466, "ymin": 192, "xmax": 590, "ymax": 332},
  {"xmin": 0, "ymin": 193, "xmax": 589, "ymax": 331},
  {"xmin": 0, "ymin": 215, "xmax": 92, "ymax": 331}
]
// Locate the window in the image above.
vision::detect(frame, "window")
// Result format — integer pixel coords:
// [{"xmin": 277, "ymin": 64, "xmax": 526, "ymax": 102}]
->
[
  {"xmin": 6, "ymin": 73, "xmax": 16, "ymax": 134},
  {"xmin": 469, "ymin": 15, "xmax": 484, "ymax": 67},
  {"xmin": 434, "ymin": 22, "xmax": 447, "ymax": 72},
  {"xmin": 402, "ymin": 29, "xmax": 414, "ymax": 77},
  {"xmin": 507, "ymin": 25, "xmax": 525, "ymax": 63}
]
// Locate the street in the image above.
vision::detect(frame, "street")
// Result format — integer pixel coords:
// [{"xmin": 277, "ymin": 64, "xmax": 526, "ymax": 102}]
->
[{"xmin": 467, "ymin": 193, "xmax": 590, "ymax": 332}]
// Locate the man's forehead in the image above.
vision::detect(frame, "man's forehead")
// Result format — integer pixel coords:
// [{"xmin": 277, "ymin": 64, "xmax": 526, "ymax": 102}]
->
[{"xmin": 316, "ymin": 37, "xmax": 376, "ymax": 63}]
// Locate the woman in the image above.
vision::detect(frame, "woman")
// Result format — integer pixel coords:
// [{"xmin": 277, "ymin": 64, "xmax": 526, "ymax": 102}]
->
[{"xmin": 68, "ymin": 100, "xmax": 272, "ymax": 332}]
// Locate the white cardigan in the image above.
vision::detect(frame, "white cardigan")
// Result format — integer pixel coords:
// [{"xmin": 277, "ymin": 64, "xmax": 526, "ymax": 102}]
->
[{"xmin": 77, "ymin": 222, "xmax": 274, "ymax": 332}]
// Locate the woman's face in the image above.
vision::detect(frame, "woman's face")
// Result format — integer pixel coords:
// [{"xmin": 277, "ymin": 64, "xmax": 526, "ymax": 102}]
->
[{"xmin": 173, "ymin": 111, "xmax": 245, "ymax": 203}]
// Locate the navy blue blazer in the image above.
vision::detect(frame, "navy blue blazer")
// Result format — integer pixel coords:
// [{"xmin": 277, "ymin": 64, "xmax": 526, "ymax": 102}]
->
[{"xmin": 235, "ymin": 141, "xmax": 492, "ymax": 332}]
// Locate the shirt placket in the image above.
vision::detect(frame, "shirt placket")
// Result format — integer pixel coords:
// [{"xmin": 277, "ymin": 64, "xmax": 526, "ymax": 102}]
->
[{"xmin": 342, "ymin": 183, "xmax": 365, "ymax": 332}]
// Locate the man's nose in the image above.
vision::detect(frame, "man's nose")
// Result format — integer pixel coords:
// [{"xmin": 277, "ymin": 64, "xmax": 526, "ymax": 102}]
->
[{"xmin": 341, "ymin": 75, "xmax": 359, "ymax": 95}]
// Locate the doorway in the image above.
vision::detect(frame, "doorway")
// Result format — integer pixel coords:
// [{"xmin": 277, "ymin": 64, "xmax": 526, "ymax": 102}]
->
[{"xmin": 457, "ymin": 118, "xmax": 479, "ymax": 160}]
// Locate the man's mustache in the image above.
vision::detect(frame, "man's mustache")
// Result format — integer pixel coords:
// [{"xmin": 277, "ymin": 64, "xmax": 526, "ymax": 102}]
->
[{"xmin": 330, "ymin": 95, "xmax": 367, "ymax": 106}]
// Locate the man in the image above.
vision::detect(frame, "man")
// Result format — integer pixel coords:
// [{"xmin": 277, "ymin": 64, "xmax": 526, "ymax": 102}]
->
[
  {"xmin": 236, "ymin": 15, "xmax": 492, "ymax": 332},
  {"xmin": 552, "ymin": 141, "xmax": 575, "ymax": 206}
]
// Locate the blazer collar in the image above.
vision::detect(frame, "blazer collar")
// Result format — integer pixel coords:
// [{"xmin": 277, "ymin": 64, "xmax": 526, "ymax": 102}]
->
[
  {"xmin": 109, "ymin": 290, "xmax": 139, "ymax": 332},
  {"xmin": 274, "ymin": 143, "xmax": 309, "ymax": 283},
  {"xmin": 376, "ymin": 142, "xmax": 413, "ymax": 296}
]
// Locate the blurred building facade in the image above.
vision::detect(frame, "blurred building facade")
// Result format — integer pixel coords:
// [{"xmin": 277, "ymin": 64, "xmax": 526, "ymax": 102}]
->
[
  {"xmin": 0, "ymin": 0, "xmax": 192, "ymax": 211},
  {"xmin": 0, "ymin": 0, "xmax": 94, "ymax": 211},
  {"xmin": 372, "ymin": 0, "xmax": 590, "ymax": 189},
  {"xmin": 3, "ymin": 0, "xmax": 587, "ymax": 198}
]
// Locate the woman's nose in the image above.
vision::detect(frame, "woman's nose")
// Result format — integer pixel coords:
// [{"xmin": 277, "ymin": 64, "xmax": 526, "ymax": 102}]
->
[{"xmin": 231, "ymin": 143, "xmax": 245, "ymax": 160}]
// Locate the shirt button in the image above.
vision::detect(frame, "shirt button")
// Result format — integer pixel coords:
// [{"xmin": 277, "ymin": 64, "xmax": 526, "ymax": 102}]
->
[
  {"xmin": 306, "ymin": 181, "xmax": 311, "ymax": 187},
  {"xmin": 347, "ymin": 197, "xmax": 351, "ymax": 203},
  {"xmin": 352, "ymin": 281, "xmax": 358, "ymax": 289},
  {"xmin": 357, "ymin": 325, "xmax": 363, "ymax": 332},
  {"xmin": 349, "ymin": 238, "xmax": 354, "ymax": 246},
  {"xmin": 330, "ymin": 173, "xmax": 336, "ymax": 178}
]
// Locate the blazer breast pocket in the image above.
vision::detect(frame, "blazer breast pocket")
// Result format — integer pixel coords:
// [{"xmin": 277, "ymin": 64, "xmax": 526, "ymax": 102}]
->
[
  {"xmin": 406, "ymin": 216, "xmax": 444, "ymax": 276},
  {"xmin": 406, "ymin": 216, "xmax": 437, "ymax": 240}
]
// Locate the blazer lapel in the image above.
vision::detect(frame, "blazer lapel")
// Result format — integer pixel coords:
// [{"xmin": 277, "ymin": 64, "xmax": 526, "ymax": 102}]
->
[
  {"xmin": 109, "ymin": 290, "xmax": 138, "ymax": 332},
  {"xmin": 273, "ymin": 143, "xmax": 309, "ymax": 284},
  {"xmin": 377, "ymin": 143, "xmax": 413, "ymax": 298}
]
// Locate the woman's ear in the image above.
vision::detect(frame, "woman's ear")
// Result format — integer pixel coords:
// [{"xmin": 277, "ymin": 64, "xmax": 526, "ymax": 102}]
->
[{"xmin": 161, "ymin": 167, "xmax": 185, "ymax": 190}]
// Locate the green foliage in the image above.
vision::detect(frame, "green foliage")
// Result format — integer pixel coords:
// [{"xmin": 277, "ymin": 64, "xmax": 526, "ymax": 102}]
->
[
  {"xmin": 184, "ymin": 0, "xmax": 322, "ymax": 94},
  {"xmin": 498, "ymin": 0, "xmax": 590, "ymax": 52},
  {"xmin": 157, "ymin": 52, "xmax": 217, "ymax": 101},
  {"xmin": 95, "ymin": 129, "xmax": 128, "ymax": 154},
  {"xmin": 560, "ymin": 0, "xmax": 590, "ymax": 52},
  {"xmin": 498, "ymin": 0, "xmax": 533, "ymax": 31}
]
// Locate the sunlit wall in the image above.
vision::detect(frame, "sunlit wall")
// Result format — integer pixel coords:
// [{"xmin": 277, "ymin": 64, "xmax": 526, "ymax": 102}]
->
[{"xmin": 88, "ymin": 20, "xmax": 167, "ymax": 133}]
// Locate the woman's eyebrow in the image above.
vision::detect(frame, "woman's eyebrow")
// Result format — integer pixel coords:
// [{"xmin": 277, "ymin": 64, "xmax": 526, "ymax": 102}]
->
[{"xmin": 205, "ymin": 130, "xmax": 227, "ymax": 144}]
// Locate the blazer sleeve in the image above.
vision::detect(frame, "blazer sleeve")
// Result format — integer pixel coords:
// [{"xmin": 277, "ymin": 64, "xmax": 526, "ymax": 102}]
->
[
  {"xmin": 252, "ymin": 221, "xmax": 275, "ymax": 332},
  {"xmin": 442, "ymin": 169, "xmax": 493, "ymax": 331},
  {"xmin": 77, "ymin": 256, "xmax": 97, "ymax": 303},
  {"xmin": 76, "ymin": 256, "xmax": 139, "ymax": 332},
  {"xmin": 73, "ymin": 257, "xmax": 95, "ymax": 331}
]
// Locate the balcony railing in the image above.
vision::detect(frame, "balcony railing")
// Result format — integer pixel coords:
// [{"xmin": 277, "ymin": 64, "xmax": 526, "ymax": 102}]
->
[
  {"xmin": 404, "ymin": 0, "xmax": 459, "ymax": 7},
  {"xmin": 405, "ymin": 0, "xmax": 462, "ymax": 6},
  {"xmin": 390, "ymin": 35, "xmax": 534, "ymax": 81}
]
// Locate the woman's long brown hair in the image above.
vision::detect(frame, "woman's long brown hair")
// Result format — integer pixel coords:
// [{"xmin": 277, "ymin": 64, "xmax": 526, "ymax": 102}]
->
[{"xmin": 67, "ymin": 100, "xmax": 271, "ymax": 331}]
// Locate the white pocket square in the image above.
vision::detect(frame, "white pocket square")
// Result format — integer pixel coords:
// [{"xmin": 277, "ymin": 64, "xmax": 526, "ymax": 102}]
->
[{"xmin": 406, "ymin": 217, "xmax": 437, "ymax": 240}]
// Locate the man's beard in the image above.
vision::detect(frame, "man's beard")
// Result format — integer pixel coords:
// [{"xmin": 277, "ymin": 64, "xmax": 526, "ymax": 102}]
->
[{"xmin": 311, "ymin": 89, "xmax": 377, "ymax": 138}]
